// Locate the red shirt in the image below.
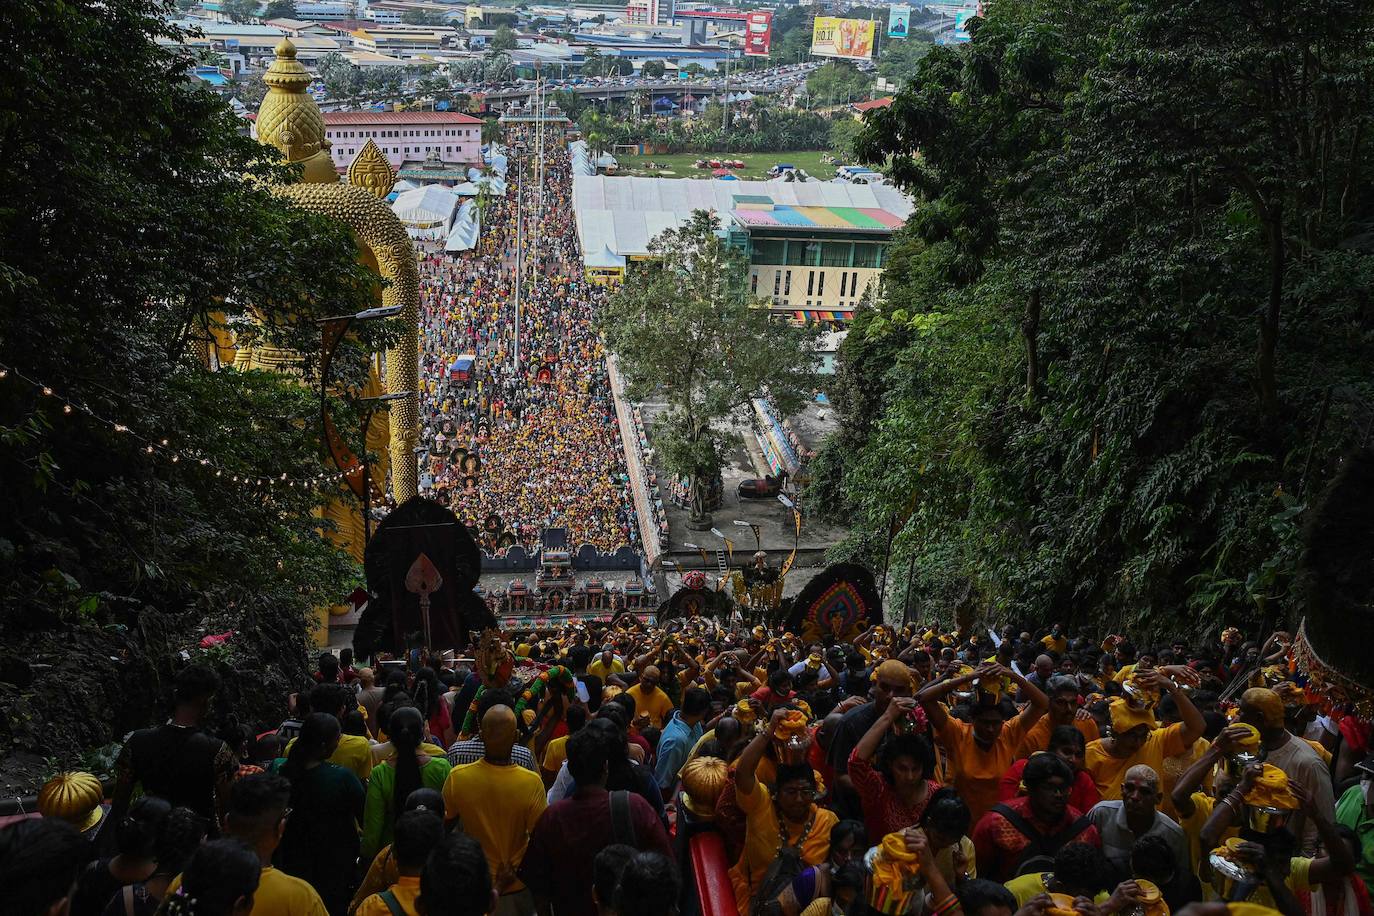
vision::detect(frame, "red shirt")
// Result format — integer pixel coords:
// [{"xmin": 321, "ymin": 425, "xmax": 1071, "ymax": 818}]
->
[
  {"xmin": 970, "ymin": 796, "xmax": 1100, "ymax": 883},
  {"xmin": 519, "ymin": 787, "xmax": 672, "ymax": 916},
  {"xmin": 997, "ymin": 758, "xmax": 1100, "ymax": 815},
  {"xmin": 848, "ymin": 751, "xmax": 940, "ymax": 842}
]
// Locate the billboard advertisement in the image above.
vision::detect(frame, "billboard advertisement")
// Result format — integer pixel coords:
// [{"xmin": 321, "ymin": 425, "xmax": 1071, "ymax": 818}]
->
[
  {"xmin": 887, "ymin": 4, "xmax": 910, "ymax": 38},
  {"xmin": 953, "ymin": 9, "xmax": 976, "ymax": 41},
  {"xmin": 744, "ymin": 10, "xmax": 774, "ymax": 57},
  {"xmin": 810, "ymin": 16, "xmax": 876, "ymax": 60}
]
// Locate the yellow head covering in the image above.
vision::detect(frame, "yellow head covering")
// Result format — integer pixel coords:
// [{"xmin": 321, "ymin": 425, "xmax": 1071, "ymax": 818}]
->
[
  {"xmin": 868, "ymin": 832, "xmax": 921, "ymax": 915},
  {"xmin": 1244, "ymin": 763, "xmax": 1299, "ymax": 810},
  {"xmin": 679, "ymin": 756, "xmax": 729, "ymax": 819},
  {"xmin": 774, "ymin": 709, "xmax": 810, "ymax": 742},
  {"xmin": 1109, "ymin": 697, "xmax": 1157, "ymax": 735},
  {"xmin": 874, "ymin": 659, "xmax": 915, "ymax": 692},
  {"xmin": 38, "ymin": 771, "xmax": 104, "ymax": 833},
  {"xmin": 1241, "ymin": 687, "xmax": 1285, "ymax": 729},
  {"xmin": 733, "ymin": 701, "xmax": 758, "ymax": 725}
]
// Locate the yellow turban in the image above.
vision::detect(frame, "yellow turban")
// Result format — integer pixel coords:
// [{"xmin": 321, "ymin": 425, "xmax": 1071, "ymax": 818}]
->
[
  {"xmin": 874, "ymin": 659, "xmax": 915, "ymax": 692},
  {"xmin": 868, "ymin": 832, "xmax": 921, "ymax": 915},
  {"xmin": 38, "ymin": 771, "xmax": 104, "ymax": 833},
  {"xmin": 733, "ymin": 701, "xmax": 758, "ymax": 725},
  {"xmin": 1242, "ymin": 687, "xmax": 1285, "ymax": 729},
  {"xmin": 1231, "ymin": 722, "xmax": 1261, "ymax": 750},
  {"xmin": 774, "ymin": 709, "xmax": 810, "ymax": 741},
  {"xmin": 679, "ymin": 756, "xmax": 729, "ymax": 819},
  {"xmin": 1229, "ymin": 905, "xmax": 1282, "ymax": 916},
  {"xmin": 1109, "ymin": 697, "xmax": 1157, "ymax": 735},
  {"xmin": 1244, "ymin": 763, "xmax": 1299, "ymax": 810}
]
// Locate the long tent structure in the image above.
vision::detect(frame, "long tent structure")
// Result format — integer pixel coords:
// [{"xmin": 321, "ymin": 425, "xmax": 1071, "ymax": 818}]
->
[{"xmin": 392, "ymin": 185, "xmax": 461, "ymax": 240}]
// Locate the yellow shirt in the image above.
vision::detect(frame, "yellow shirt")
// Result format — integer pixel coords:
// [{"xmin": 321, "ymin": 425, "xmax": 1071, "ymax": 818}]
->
[
  {"xmin": 1179, "ymin": 792, "xmax": 1239, "ymax": 896},
  {"xmin": 1041, "ymin": 635, "xmax": 1068, "ymax": 655},
  {"xmin": 1085, "ymin": 722, "xmax": 1188, "ymax": 802},
  {"xmin": 285, "ymin": 733, "xmax": 374, "ymax": 782},
  {"xmin": 169, "ymin": 866, "xmax": 329, "ymax": 916},
  {"xmin": 1113, "ymin": 664, "xmax": 1136, "ymax": 684},
  {"xmin": 729, "ymin": 783, "xmax": 838, "ymax": 916},
  {"xmin": 625, "ymin": 684, "xmax": 675, "ymax": 729},
  {"xmin": 935, "ymin": 715, "xmax": 1032, "ymax": 824},
  {"xmin": 588, "ymin": 657, "xmax": 625, "ymax": 679},
  {"xmin": 542, "ymin": 734, "xmax": 570, "ymax": 773},
  {"xmin": 442, "ymin": 759, "xmax": 547, "ymax": 894},
  {"xmin": 1004, "ymin": 873, "xmax": 1110, "ymax": 907},
  {"xmin": 355, "ymin": 876, "xmax": 421, "ymax": 916}
]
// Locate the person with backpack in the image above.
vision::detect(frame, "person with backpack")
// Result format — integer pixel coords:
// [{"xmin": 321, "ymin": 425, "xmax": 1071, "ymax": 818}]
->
[
  {"xmin": 971, "ymin": 753, "xmax": 1101, "ymax": 883},
  {"xmin": 519, "ymin": 726, "xmax": 671, "ymax": 916},
  {"xmin": 353, "ymin": 811, "xmax": 445, "ymax": 916},
  {"xmin": 731, "ymin": 708, "xmax": 840, "ymax": 916}
]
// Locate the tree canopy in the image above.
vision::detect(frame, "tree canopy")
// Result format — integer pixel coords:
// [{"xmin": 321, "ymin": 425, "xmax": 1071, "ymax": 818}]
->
[
  {"xmin": 0, "ymin": 0, "xmax": 393, "ymax": 782},
  {"xmin": 600, "ymin": 212, "xmax": 819, "ymax": 525},
  {"xmin": 807, "ymin": 0, "xmax": 1374, "ymax": 636}
]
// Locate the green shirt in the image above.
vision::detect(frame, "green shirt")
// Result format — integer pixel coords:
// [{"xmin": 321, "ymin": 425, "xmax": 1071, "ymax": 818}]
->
[
  {"xmin": 1337, "ymin": 783, "xmax": 1374, "ymax": 885},
  {"xmin": 362, "ymin": 756, "xmax": 452, "ymax": 859}
]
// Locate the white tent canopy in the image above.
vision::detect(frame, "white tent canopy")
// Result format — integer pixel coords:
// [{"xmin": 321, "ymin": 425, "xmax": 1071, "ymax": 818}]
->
[
  {"xmin": 445, "ymin": 199, "xmax": 481, "ymax": 252},
  {"xmin": 392, "ymin": 185, "xmax": 461, "ymax": 240}
]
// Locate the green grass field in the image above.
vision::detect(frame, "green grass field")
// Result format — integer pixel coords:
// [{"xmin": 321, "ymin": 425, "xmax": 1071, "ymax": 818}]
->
[{"xmin": 611, "ymin": 150, "xmax": 838, "ymax": 181}]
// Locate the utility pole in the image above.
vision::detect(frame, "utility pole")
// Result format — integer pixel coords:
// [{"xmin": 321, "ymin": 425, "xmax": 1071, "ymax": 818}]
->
[{"xmin": 513, "ymin": 135, "xmax": 523, "ymax": 372}]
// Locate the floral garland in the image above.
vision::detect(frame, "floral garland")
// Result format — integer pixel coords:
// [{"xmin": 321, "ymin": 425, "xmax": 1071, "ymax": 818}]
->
[
  {"xmin": 458, "ymin": 654, "xmax": 537, "ymax": 738},
  {"xmin": 514, "ymin": 666, "xmax": 575, "ymax": 725}
]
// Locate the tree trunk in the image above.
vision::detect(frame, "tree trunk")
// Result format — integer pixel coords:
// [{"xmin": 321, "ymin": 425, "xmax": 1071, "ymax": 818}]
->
[
  {"xmin": 1258, "ymin": 206, "xmax": 1285, "ymax": 413},
  {"xmin": 687, "ymin": 470, "xmax": 713, "ymax": 529},
  {"xmin": 1022, "ymin": 286, "xmax": 1042, "ymax": 398}
]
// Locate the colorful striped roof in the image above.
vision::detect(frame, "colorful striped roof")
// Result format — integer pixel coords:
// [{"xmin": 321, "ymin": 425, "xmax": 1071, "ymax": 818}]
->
[{"xmin": 730, "ymin": 204, "xmax": 905, "ymax": 232}]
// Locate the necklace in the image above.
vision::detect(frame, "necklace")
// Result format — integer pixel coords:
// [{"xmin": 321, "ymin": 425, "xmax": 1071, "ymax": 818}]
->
[{"xmin": 776, "ymin": 803, "xmax": 817, "ymax": 854}]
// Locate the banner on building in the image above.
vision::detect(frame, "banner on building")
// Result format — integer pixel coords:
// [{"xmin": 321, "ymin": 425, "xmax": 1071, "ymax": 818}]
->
[
  {"xmin": 887, "ymin": 4, "xmax": 910, "ymax": 38},
  {"xmin": 953, "ymin": 9, "xmax": 977, "ymax": 41},
  {"xmin": 744, "ymin": 10, "xmax": 774, "ymax": 57},
  {"xmin": 465, "ymin": 5, "xmax": 483, "ymax": 24},
  {"xmin": 810, "ymin": 16, "xmax": 876, "ymax": 60}
]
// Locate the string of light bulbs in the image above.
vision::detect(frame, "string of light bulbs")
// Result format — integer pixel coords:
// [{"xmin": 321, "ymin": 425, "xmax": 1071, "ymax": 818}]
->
[{"xmin": 0, "ymin": 362, "xmax": 364, "ymax": 492}]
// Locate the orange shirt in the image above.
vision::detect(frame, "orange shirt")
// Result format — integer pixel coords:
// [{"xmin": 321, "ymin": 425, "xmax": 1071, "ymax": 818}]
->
[
  {"xmin": 1084, "ymin": 722, "xmax": 1189, "ymax": 802},
  {"xmin": 935, "ymin": 715, "xmax": 1033, "ymax": 823},
  {"xmin": 1017, "ymin": 715, "xmax": 1100, "ymax": 757}
]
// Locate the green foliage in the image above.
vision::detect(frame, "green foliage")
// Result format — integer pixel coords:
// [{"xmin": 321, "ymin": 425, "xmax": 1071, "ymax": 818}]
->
[
  {"xmin": 811, "ymin": 0, "xmax": 1374, "ymax": 636},
  {"xmin": 804, "ymin": 61, "xmax": 875, "ymax": 108},
  {"xmin": 828, "ymin": 117, "xmax": 864, "ymax": 163},
  {"xmin": 591, "ymin": 98, "xmax": 833, "ymax": 154},
  {"xmin": 600, "ymin": 212, "xmax": 820, "ymax": 519},
  {"xmin": 262, "ymin": 0, "xmax": 296, "ymax": 20},
  {"xmin": 220, "ymin": 0, "xmax": 260, "ymax": 22},
  {"xmin": 0, "ymin": 0, "xmax": 390, "ymax": 768},
  {"xmin": 489, "ymin": 23, "xmax": 518, "ymax": 51},
  {"xmin": 641, "ymin": 59, "xmax": 666, "ymax": 79},
  {"xmin": 876, "ymin": 32, "xmax": 933, "ymax": 86},
  {"xmin": 402, "ymin": 8, "xmax": 447, "ymax": 25}
]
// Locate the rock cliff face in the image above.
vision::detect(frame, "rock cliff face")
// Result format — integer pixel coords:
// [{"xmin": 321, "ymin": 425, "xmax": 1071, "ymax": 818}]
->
[{"xmin": 0, "ymin": 600, "xmax": 311, "ymax": 797}]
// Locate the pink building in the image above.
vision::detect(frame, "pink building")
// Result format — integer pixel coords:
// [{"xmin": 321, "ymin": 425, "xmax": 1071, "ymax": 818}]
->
[{"xmin": 321, "ymin": 111, "xmax": 484, "ymax": 170}]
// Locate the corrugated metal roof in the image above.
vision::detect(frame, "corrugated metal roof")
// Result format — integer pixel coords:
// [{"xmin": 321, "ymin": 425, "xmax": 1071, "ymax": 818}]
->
[{"xmin": 572, "ymin": 175, "xmax": 913, "ymax": 258}]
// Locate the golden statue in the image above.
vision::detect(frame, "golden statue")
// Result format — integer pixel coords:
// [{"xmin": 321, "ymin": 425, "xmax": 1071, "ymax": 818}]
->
[
  {"xmin": 254, "ymin": 39, "xmax": 422, "ymax": 504},
  {"xmin": 192, "ymin": 39, "xmax": 424, "ymax": 637}
]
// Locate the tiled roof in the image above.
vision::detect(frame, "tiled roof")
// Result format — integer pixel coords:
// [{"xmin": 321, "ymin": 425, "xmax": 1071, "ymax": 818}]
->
[{"xmin": 851, "ymin": 97, "xmax": 894, "ymax": 112}]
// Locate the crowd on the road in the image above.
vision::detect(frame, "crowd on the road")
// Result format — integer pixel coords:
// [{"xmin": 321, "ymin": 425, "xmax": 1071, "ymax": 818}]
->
[
  {"xmin": 415, "ymin": 131, "xmax": 636, "ymax": 554},
  {"xmin": 10, "ymin": 619, "xmax": 1374, "ymax": 916}
]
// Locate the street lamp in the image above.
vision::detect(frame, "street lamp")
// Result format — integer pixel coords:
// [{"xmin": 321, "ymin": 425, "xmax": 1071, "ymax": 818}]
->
[
  {"xmin": 315, "ymin": 305, "xmax": 408, "ymax": 539},
  {"xmin": 358, "ymin": 391, "xmax": 415, "ymax": 545}
]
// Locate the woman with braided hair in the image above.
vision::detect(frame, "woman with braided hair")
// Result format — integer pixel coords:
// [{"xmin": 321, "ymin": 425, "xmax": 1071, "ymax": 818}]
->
[
  {"xmin": 363, "ymin": 705, "xmax": 452, "ymax": 863},
  {"xmin": 162, "ymin": 839, "xmax": 260, "ymax": 916}
]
